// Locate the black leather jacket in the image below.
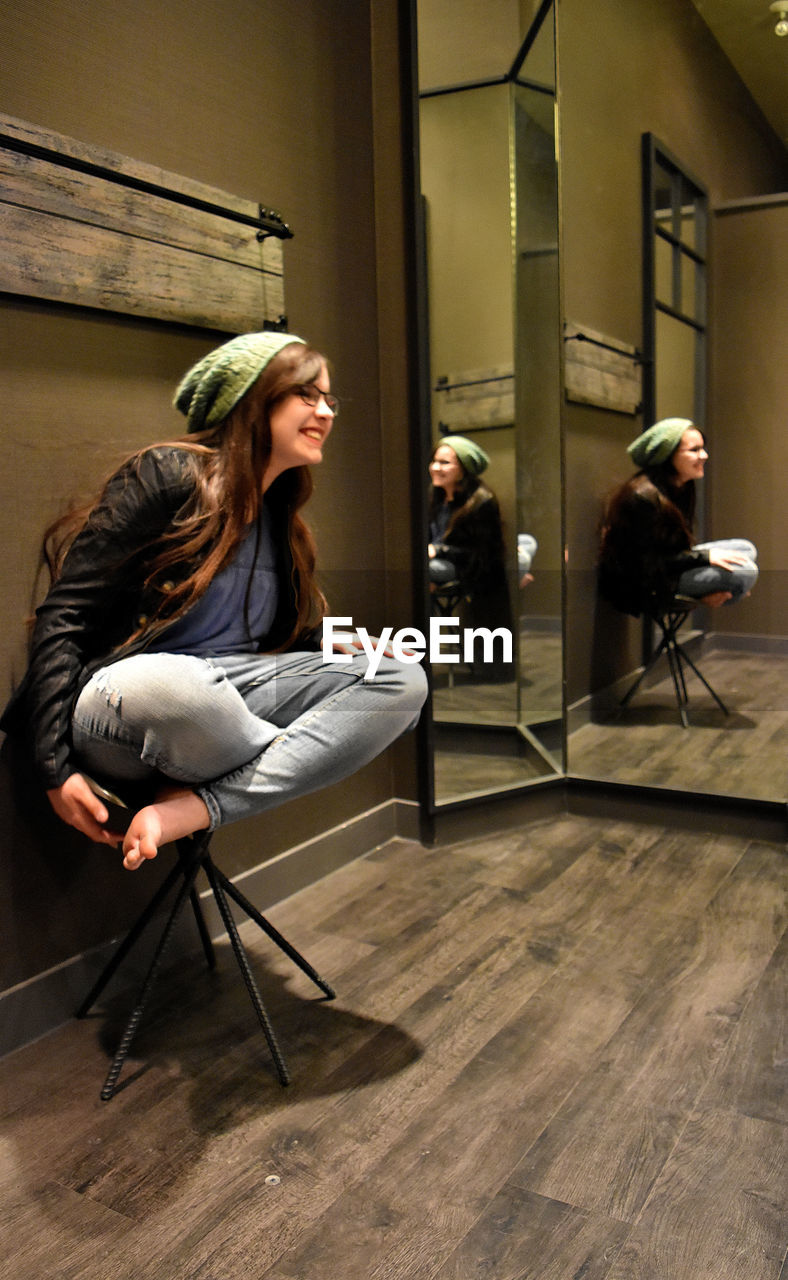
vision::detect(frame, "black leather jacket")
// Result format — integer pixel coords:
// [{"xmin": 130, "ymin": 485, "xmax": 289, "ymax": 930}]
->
[
  {"xmin": 429, "ymin": 485, "xmax": 507, "ymax": 593},
  {"xmin": 598, "ymin": 473, "xmax": 710, "ymax": 617},
  {"xmin": 1, "ymin": 446, "xmax": 312, "ymax": 789}
]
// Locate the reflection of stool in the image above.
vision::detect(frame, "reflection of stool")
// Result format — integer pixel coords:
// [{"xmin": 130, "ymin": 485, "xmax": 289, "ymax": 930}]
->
[
  {"xmin": 76, "ymin": 828, "xmax": 335, "ymax": 1100},
  {"xmin": 431, "ymin": 579, "xmax": 465, "ymax": 617},
  {"xmin": 430, "ymin": 580, "xmax": 469, "ymax": 687},
  {"xmin": 620, "ymin": 598, "xmax": 729, "ymax": 728}
]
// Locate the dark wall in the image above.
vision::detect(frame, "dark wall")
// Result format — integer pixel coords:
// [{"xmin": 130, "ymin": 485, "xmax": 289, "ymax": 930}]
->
[
  {"xmin": 0, "ymin": 0, "xmax": 420, "ymax": 991},
  {"xmin": 558, "ymin": 0, "xmax": 788, "ymax": 710}
]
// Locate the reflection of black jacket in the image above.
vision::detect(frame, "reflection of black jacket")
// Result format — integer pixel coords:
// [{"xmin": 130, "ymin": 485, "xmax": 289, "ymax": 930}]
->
[
  {"xmin": 431, "ymin": 488, "xmax": 506, "ymax": 588},
  {"xmin": 1, "ymin": 446, "xmax": 309, "ymax": 789},
  {"xmin": 430, "ymin": 486, "xmax": 512, "ymax": 637},
  {"xmin": 598, "ymin": 473, "xmax": 710, "ymax": 617}
]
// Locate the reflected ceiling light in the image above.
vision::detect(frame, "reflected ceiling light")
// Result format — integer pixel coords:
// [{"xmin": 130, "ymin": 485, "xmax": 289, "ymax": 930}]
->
[{"xmin": 769, "ymin": 2, "xmax": 788, "ymax": 35}]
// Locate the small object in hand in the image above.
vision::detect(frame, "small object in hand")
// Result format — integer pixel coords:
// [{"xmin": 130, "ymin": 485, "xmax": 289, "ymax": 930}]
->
[{"xmin": 84, "ymin": 776, "xmax": 132, "ymax": 835}]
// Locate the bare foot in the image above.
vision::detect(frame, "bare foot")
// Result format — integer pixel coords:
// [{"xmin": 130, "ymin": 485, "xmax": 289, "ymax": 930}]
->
[{"xmin": 122, "ymin": 788, "xmax": 210, "ymax": 871}]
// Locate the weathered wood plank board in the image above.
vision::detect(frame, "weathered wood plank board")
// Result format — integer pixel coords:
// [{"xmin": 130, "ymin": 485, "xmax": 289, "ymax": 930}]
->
[
  {"xmin": 434, "ymin": 364, "xmax": 515, "ymax": 430},
  {"xmin": 564, "ymin": 320, "xmax": 642, "ymax": 415},
  {"xmin": 0, "ymin": 112, "xmax": 287, "ymax": 332}
]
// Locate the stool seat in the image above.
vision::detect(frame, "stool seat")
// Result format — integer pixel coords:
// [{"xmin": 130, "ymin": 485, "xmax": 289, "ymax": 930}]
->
[
  {"xmin": 431, "ymin": 579, "xmax": 466, "ymax": 617},
  {"xmin": 76, "ymin": 823, "xmax": 335, "ymax": 1100}
]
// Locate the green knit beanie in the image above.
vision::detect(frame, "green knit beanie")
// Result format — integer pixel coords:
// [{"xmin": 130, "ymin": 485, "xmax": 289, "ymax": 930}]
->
[
  {"xmin": 437, "ymin": 434, "xmax": 490, "ymax": 476},
  {"xmin": 627, "ymin": 417, "xmax": 694, "ymax": 468},
  {"xmin": 174, "ymin": 331, "xmax": 305, "ymax": 433}
]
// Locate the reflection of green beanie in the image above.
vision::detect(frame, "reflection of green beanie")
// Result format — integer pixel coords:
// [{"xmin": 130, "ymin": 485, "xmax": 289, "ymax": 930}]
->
[
  {"xmin": 438, "ymin": 434, "xmax": 490, "ymax": 476},
  {"xmin": 627, "ymin": 417, "xmax": 693, "ymax": 468},
  {"xmin": 174, "ymin": 331, "xmax": 305, "ymax": 433}
]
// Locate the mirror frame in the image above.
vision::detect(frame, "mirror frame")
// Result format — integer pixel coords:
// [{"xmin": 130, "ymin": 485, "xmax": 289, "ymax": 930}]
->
[{"xmin": 411, "ymin": 0, "xmax": 566, "ymax": 816}]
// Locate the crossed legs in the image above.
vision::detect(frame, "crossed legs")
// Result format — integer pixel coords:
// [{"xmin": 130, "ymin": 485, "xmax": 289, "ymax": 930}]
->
[{"xmin": 72, "ymin": 649, "xmax": 427, "ymax": 868}]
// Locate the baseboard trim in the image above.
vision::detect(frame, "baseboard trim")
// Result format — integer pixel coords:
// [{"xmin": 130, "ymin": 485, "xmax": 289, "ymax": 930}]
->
[
  {"xmin": 707, "ymin": 631, "xmax": 788, "ymax": 656},
  {"xmin": 566, "ymin": 776, "xmax": 787, "ymax": 844},
  {"xmin": 0, "ymin": 796, "xmax": 421, "ymax": 1060}
]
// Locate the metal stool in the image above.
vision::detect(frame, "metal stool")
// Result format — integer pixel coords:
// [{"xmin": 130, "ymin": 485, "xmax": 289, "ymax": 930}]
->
[
  {"xmin": 431, "ymin": 578, "xmax": 465, "ymax": 618},
  {"xmin": 430, "ymin": 580, "xmax": 472, "ymax": 688},
  {"xmin": 76, "ymin": 825, "xmax": 335, "ymax": 1100},
  {"xmin": 619, "ymin": 597, "xmax": 729, "ymax": 728}
]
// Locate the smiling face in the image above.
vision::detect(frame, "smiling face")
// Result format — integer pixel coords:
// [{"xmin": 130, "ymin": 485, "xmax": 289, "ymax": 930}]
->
[
  {"xmin": 671, "ymin": 427, "xmax": 708, "ymax": 486},
  {"xmin": 429, "ymin": 445, "xmax": 464, "ymax": 499},
  {"xmin": 263, "ymin": 360, "xmax": 335, "ymax": 489}
]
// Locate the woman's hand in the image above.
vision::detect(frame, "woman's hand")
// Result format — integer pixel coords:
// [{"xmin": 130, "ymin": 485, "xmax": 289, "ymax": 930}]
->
[
  {"xmin": 46, "ymin": 773, "xmax": 123, "ymax": 845},
  {"xmin": 321, "ymin": 633, "xmax": 399, "ymax": 658},
  {"xmin": 320, "ymin": 629, "xmax": 413, "ymax": 663},
  {"xmin": 707, "ymin": 547, "xmax": 750, "ymax": 571}
]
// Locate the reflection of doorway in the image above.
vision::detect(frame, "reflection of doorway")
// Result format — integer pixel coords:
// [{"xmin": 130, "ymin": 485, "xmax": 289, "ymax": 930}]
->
[
  {"xmin": 642, "ymin": 134, "xmax": 708, "ymax": 505},
  {"xmin": 641, "ymin": 134, "xmax": 708, "ymax": 667}
]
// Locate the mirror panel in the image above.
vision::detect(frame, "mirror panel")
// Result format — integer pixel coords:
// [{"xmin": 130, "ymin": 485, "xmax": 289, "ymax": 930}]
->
[
  {"xmin": 416, "ymin": 3, "xmax": 785, "ymax": 814},
  {"xmin": 513, "ymin": 79, "xmax": 563, "ymax": 768},
  {"xmin": 417, "ymin": 0, "xmax": 563, "ymax": 806}
]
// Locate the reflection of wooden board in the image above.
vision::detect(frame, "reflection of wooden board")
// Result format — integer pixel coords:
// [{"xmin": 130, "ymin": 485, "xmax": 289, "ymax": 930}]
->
[
  {"xmin": 564, "ymin": 321, "xmax": 641, "ymax": 415},
  {"xmin": 0, "ymin": 112, "xmax": 288, "ymax": 333},
  {"xmin": 435, "ymin": 364, "xmax": 514, "ymax": 430}
]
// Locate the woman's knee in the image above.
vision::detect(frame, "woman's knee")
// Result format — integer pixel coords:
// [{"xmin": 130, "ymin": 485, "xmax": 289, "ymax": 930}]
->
[
  {"xmin": 373, "ymin": 656, "xmax": 429, "ymax": 723},
  {"xmin": 731, "ymin": 561, "xmax": 759, "ymax": 598},
  {"xmin": 80, "ymin": 654, "xmax": 227, "ymax": 729},
  {"xmin": 76, "ymin": 653, "xmax": 276, "ymax": 781}
]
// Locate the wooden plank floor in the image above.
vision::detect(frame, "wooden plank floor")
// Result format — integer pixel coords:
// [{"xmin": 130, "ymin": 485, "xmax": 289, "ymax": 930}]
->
[
  {"xmin": 569, "ymin": 650, "xmax": 788, "ymax": 802},
  {"xmin": 1, "ymin": 812, "xmax": 786, "ymax": 1279}
]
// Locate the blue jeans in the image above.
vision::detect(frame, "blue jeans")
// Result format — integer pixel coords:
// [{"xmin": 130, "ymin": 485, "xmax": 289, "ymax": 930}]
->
[
  {"xmin": 676, "ymin": 539, "xmax": 759, "ymax": 603},
  {"xmin": 72, "ymin": 649, "xmax": 427, "ymax": 830}
]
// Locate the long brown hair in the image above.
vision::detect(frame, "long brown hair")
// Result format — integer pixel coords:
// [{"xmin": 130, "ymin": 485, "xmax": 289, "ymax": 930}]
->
[
  {"xmin": 600, "ymin": 444, "xmax": 701, "ymax": 552},
  {"xmin": 43, "ymin": 343, "xmax": 328, "ymax": 647}
]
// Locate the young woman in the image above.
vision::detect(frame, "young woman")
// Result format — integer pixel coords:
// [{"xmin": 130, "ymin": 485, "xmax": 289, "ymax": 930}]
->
[
  {"xmin": 1, "ymin": 332, "xmax": 427, "ymax": 870},
  {"xmin": 598, "ymin": 416, "xmax": 758, "ymax": 617},
  {"xmin": 427, "ymin": 436, "xmax": 508, "ymax": 599},
  {"xmin": 427, "ymin": 435, "xmax": 513, "ymax": 677}
]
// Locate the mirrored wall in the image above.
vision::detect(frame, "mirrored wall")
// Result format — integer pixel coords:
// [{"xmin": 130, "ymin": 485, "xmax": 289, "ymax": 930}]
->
[
  {"xmin": 417, "ymin": 0, "xmax": 563, "ymax": 806},
  {"xmin": 415, "ymin": 0, "xmax": 786, "ymax": 817}
]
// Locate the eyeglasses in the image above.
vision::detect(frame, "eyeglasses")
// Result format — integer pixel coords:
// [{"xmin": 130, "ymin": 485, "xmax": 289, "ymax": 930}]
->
[{"xmin": 296, "ymin": 384, "xmax": 340, "ymax": 415}]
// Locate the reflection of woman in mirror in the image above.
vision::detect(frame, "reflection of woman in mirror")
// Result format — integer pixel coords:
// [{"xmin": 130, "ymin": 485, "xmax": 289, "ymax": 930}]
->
[
  {"xmin": 427, "ymin": 435, "xmax": 513, "ymax": 677},
  {"xmin": 598, "ymin": 417, "xmax": 758, "ymax": 617}
]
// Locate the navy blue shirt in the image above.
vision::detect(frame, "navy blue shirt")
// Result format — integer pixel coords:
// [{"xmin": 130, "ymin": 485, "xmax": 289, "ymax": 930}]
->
[{"xmin": 147, "ymin": 507, "xmax": 279, "ymax": 656}]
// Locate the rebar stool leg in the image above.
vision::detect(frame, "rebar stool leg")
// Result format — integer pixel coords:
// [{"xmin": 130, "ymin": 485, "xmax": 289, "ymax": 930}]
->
[
  {"xmin": 202, "ymin": 855, "xmax": 291, "ymax": 1086},
  {"xmin": 670, "ymin": 612, "xmax": 694, "ymax": 706},
  {"xmin": 669, "ymin": 606, "xmax": 729, "ymax": 720},
  {"xmin": 619, "ymin": 633, "xmax": 668, "ymax": 710},
  {"xmin": 189, "ymin": 887, "xmax": 217, "ymax": 970},
  {"xmin": 76, "ymin": 858, "xmax": 190, "ymax": 1019},
  {"xmin": 660, "ymin": 613, "xmax": 690, "ymax": 727},
  {"xmin": 99, "ymin": 844, "xmax": 204, "ymax": 1101},
  {"xmin": 674, "ymin": 643, "xmax": 730, "ymax": 716},
  {"xmin": 665, "ymin": 639, "xmax": 690, "ymax": 727},
  {"xmin": 211, "ymin": 861, "xmax": 336, "ymax": 999}
]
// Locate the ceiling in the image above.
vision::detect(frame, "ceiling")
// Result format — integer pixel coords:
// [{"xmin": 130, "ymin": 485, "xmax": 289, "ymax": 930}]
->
[{"xmin": 690, "ymin": 0, "xmax": 788, "ymax": 145}]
